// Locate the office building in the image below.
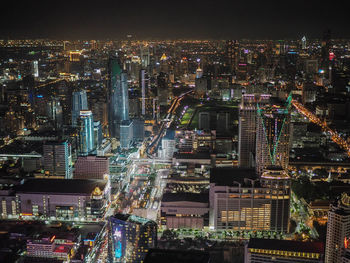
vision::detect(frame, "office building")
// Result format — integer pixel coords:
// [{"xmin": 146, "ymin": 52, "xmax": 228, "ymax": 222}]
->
[
  {"xmin": 238, "ymin": 94, "xmax": 271, "ymax": 167},
  {"xmin": 199, "ymin": 112, "xmax": 210, "ymax": 130},
  {"xmin": 160, "ymin": 130, "xmax": 176, "ymax": 159},
  {"xmin": 108, "ymin": 213, "xmax": 157, "ymax": 263},
  {"xmin": 120, "ymin": 120, "xmax": 133, "ymax": 149},
  {"xmin": 140, "ymin": 69, "xmax": 146, "ymax": 116},
  {"xmin": 325, "ymin": 193, "xmax": 350, "ymax": 263},
  {"xmin": 43, "ymin": 140, "xmax": 72, "ymax": 179},
  {"xmin": 226, "ymin": 40, "xmax": 239, "ymax": 73},
  {"xmin": 94, "ymin": 121, "xmax": 103, "ymax": 149},
  {"xmin": 209, "ymin": 167, "xmax": 290, "ymax": 232},
  {"xmin": 32, "ymin": 60, "xmax": 39, "ymax": 78},
  {"xmin": 74, "ymin": 155, "xmax": 109, "ymax": 180},
  {"xmin": 255, "ymin": 96, "xmax": 291, "ymax": 175},
  {"xmin": 245, "ymin": 238, "xmax": 324, "ymax": 263},
  {"xmin": 72, "ymin": 90, "xmax": 88, "ymax": 126},
  {"xmin": 302, "ymin": 36, "xmax": 307, "ymax": 50},
  {"xmin": 47, "ymin": 97, "xmax": 63, "ymax": 129},
  {"xmin": 132, "ymin": 118, "xmax": 144, "ymax": 141},
  {"xmin": 108, "ymin": 56, "xmax": 129, "ymax": 138},
  {"xmin": 78, "ymin": 110, "xmax": 95, "ymax": 156},
  {"xmin": 15, "ymin": 179, "xmax": 107, "ymax": 221}
]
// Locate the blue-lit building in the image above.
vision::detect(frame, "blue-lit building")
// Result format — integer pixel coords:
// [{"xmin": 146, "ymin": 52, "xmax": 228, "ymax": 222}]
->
[
  {"xmin": 72, "ymin": 90, "xmax": 88, "ymax": 126},
  {"xmin": 120, "ymin": 120, "xmax": 133, "ymax": 149},
  {"xmin": 78, "ymin": 110, "xmax": 95, "ymax": 156},
  {"xmin": 108, "ymin": 56, "xmax": 130, "ymax": 138},
  {"xmin": 108, "ymin": 214, "xmax": 157, "ymax": 263}
]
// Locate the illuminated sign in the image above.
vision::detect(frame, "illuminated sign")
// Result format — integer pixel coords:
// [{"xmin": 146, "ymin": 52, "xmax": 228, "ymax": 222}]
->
[{"xmin": 329, "ymin": 52, "xmax": 335, "ymax": 61}]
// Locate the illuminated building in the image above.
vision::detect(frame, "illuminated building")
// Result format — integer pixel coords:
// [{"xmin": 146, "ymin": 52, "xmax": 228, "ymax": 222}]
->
[
  {"xmin": 245, "ymin": 238, "xmax": 324, "ymax": 263},
  {"xmin": 43, "ymin": 140, "xmax": 72, "ymax": 179},
  {"xmin": 108, "ymin": 56, "xmax": 129, "ymax": 138},
  {"xmin": 226, "ymin": 40, "xmax": 239, "ymax": 74},
  {"xmin": 140, "ymin": 69, "xmax": 146, "ymax": 116},
  {"xmin": 160, "ymin": 193, "xmax": 209, "ymax": 229},
  {"xmin": 120, "ymin": 120, "xmax": 133, "ymax": 149},
  {"xmin": 69, "ymin": 50, "xmax": 81, "ymax": 62},
  {"xmin": 196, "ymin": 64, "xmax": 203, "ymax": 79},
  {"xmin": 72, "ymin": 90, "xmax": 88, "ymax": 126},
  {"xmin": 15, "ymin": 179, "xmax": 107, "ymax": 221},
  {"xmin": 74, "ymin": 155, "xmax": 109, "ymax": 179},
  {"xmin": 209, "ymin": 167, "xmax": 290, "ymax": 232},
  {"xmin": 159, "ymin": 130, "xmax": 175, "ymax": 159},
  {"xmin": 325, "ymin": 193, "xmax": 350, "ymax": 263},
  {"xmin": 47, "ymin": 97, "xmax": 63, "ymax": 129},
  {"xmin": 32, "ymin": 60, "xmax": 39, "ymax": 78},
  {"xmin": 255, "ymin": 95, "xmax": 291, "ymax": 175},
  {"xmin": 302, "ymin": 36, "xmax": 307, "ymax": 50},
  {"xmin": 78, "ymin": 110, "xmax": 95, "ymax": 156},
  {"xmin": 108, "ymin": 213, "xmax": 157, "ymax": 263},
  {"xmin": 93, "ymin": 121, "xmax": 103, "ymax": 150},
  {"xmin": 238, "ymin": 94, "xmax": 271, "ymax": 167}
]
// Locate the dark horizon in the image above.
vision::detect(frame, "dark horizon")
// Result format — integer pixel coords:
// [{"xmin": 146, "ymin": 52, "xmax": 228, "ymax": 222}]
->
[{"xmin": 1, "ymin": 0, "xmax": 349, "ymax": 40}]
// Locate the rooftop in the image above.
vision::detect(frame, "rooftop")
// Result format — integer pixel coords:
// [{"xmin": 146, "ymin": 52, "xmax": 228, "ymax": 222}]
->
[
  {"xmin": 111, "ymin": 213, "xmax": 157, "ymax": 226},
  {"xmin": 15, "ymin": 179, "xmax": 106, "ymax": 195},
  {"xmin": 210, "ymin": 167, "xmax": 257, "ymax": 187},
  {"xmin": 144, "ymin": 249, "xmax": 210, "ymax": 263},
  {"xmin": 247, "ymin": 238, "xmax": 324, "ymax": 254},
  {"xmin": 162, "ymin": 193, "xmax": 208, "ymax": 203}
]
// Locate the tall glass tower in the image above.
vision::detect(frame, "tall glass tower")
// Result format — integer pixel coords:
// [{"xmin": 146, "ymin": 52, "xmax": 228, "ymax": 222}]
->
[
  {"xmin": 72, "ymin": 90, "xmax": 88, "ymax": 126},
  {"xmin": 108, "ymin": 56, "xmax": 129, "ymax": 138},
  {"xmin": 255, "ymin": 95, "xmax": 292, "ymax": 175},
  {"xmin": 78, "ymin": 110, "xmax": 95, "ymax": 156}
]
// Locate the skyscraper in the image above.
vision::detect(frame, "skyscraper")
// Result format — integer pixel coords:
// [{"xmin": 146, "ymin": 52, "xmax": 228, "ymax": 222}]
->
[
  {"xmin": 238, "ymin": 94, "xmax": 271, "ymax": 167},
  {"xmin": 255, "ymin": 95, "xmax": 291, "ymax": 175},
  {"xmin": 108, "ymin": 56, "xmax": 129, "ymax": 138},
  {"xmin": 43, "ymin": 140, "xmax": 72, "ymax": 179},
  {"xmin": 226, "ymin": 40, "xmax": 239, "ymax": 74},
  {"xmin": 78, "ymin": 110, "xmax": 95, "ymax": 156},
  {"xmin": 301, "ymin": 36, "xmax": 307, "ymax": 50},
  {"xmin": 108, "ymin": 213, "xmax": 157, "ymax": 262},
  {"xmin": 72, "ymin": 90, "xmax": 88, "ymax": 126},
  {"xmin": 32, "ymin": 60, "xmax": 39, "ymax": 78},
  {"xmin": 139, "ymin": 69, "xmax": 146, "ymax": 116},
  {"xmin": 325, "ymin": 193, "xmax": 350, "ymax": 263}
]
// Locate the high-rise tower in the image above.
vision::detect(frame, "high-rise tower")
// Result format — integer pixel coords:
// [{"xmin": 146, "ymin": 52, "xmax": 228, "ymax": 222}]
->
[
  {"xmin": 72, "ymin": 90, "xmax": 88, "ymax": 126},
  {"xmin": 255, "ymin": 95, "xmax": 292, "ymax": 175},
  {"xmin": 78, "ymin": 110, "xmax": 95, "ymax": 156},
  {"xmin": 108, "ymin": 56, "xmax": 129, "ymax": 138},
  {"xmin": 325, "ymin": 193, "xmax": 350, "ymax": 263},
  {"xmin": 43, "ymin": 140, "xmax": 72, "ymax": 179},
  {"xmin": 238, "ymin": 94, "xmax": 271, "ymax": 167}
]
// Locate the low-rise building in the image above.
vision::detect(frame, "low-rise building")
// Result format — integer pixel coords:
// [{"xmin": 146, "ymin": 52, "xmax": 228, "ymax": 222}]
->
[{"xmin": 161, "ymin": 193, "xmax": 209, "ymax": 229}]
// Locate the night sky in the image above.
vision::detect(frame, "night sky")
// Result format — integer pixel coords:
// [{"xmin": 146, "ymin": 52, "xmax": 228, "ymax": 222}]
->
[{"xmin": 1, "ymin": 0, "xmax": 349, "ymax": 39}]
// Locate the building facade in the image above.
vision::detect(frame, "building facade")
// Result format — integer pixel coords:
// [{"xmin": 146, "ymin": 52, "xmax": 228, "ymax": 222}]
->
[
  {"xmin": 43, "ymin": 140, "xmax": 72, "ymax": 179},
  {"xmin": 72, "ymin": 90, "xmax": 88, "ymax": 126},
  {"xmin": 325, "ymin": 193, "xmax": 350, "ymax": 263},
  {"xmin": 209, "ymin": 167, "xmax": 290, "ymax": 232},
  {"xmin": 74, "ymin": 155, "xmax": 109, "ymax": 180},
  {"xmin": 108, "ymin": 214, "xmax": 157, "ymax": 263},
  {"xmin": 78, "ymin": 110, "xmax": 95, "ymax": 156},
  {"xmin": 238, "ymin": 94, "xmax": 270, "ymax": 167},
  {"xmin": 255, "ymin": 96, "xmax": 291, "ymax": 175},
  {"xmin": 245, "ymin": 238, "xmax": 324, "ymax": 263},
  {"xmin": 15, "ymin": 179, "xmax": 107, "ymax": 221}
]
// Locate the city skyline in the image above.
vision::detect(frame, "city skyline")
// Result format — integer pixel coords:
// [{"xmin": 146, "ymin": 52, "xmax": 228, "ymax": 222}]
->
[{"xmin": 1, "ymin": 0, "xmax": 349, "ymax": 39}]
